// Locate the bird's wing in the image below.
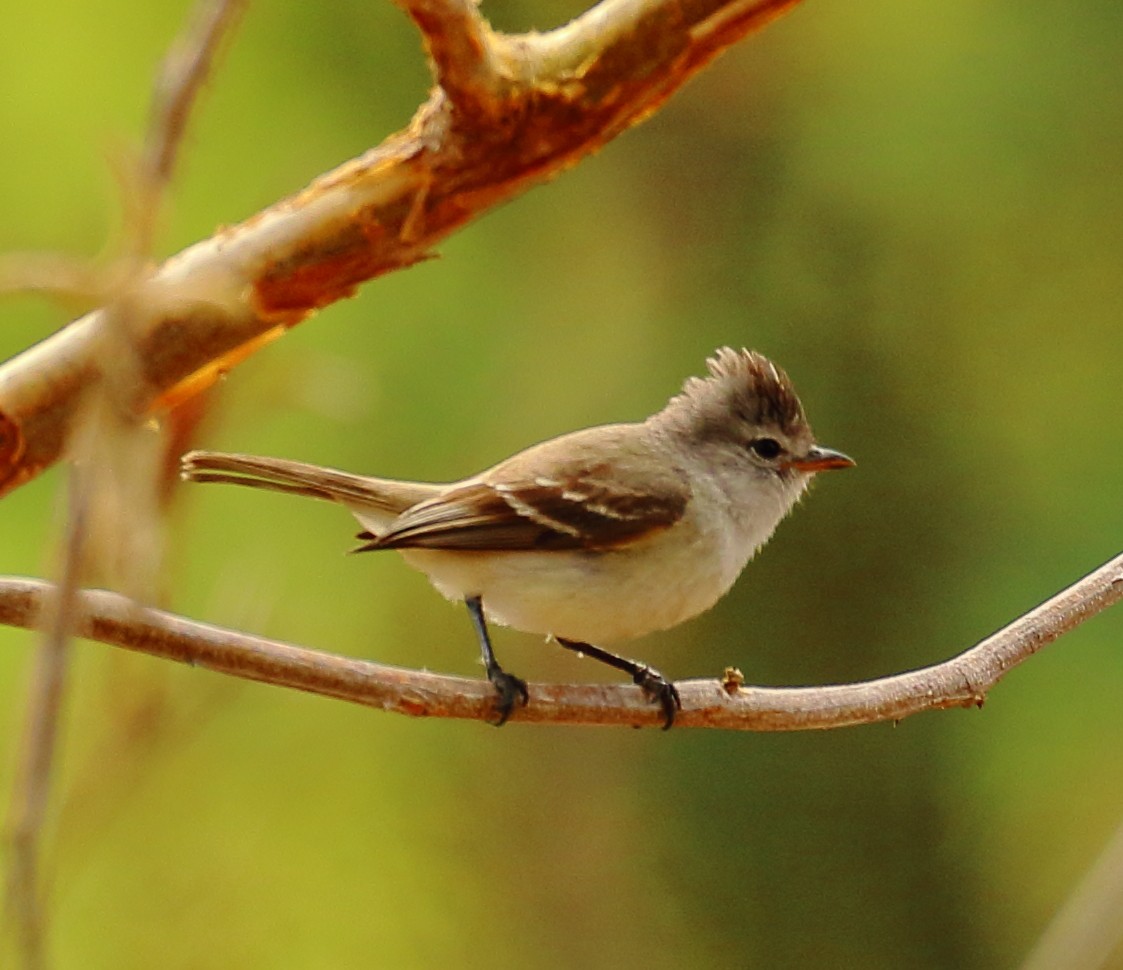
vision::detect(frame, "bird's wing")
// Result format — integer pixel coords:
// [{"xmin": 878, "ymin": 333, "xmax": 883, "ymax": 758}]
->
[{"xmin": 356, "ymin": 431, "xmax": 690, "ymax": 553}]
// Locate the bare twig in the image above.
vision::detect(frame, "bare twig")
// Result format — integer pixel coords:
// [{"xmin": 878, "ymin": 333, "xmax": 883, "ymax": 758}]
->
[
  {"xmin": 2, "ymin": 637, "xmax": 67, "ymax": 970},
  {"xmin": 0, "ymin": 0, "xmax": 805, "ymax": 496},
  {"xmin": 3, "ymin": 467, "xmax": 87, "ymax": 970},
  {"xmin": 144, "ymin": 0, "xmax": 248, "ymax": 189},
  {"xmin": 398, "ymin": 0, "xmax": 504, "ymax": 119},
  {"xmin": 0, "ymin": 254, "xmax": 119, "ymax": 306},
  {"xmin": 0, "ymin": 551, "xmax": 1118, "ymax": 730},
  {"xmin": 1, "ymin": 4, "xmax": 246, "ymax": 965},
  {"xmin": 131, "ymin": 0, "xmax": 248, "ymax": 259}
]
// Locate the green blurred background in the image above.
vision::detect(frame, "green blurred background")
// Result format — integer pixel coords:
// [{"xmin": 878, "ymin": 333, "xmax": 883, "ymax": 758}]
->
[{"xmin": 2, "ymin": 1, "xmax": 1122, "ymax": 967}]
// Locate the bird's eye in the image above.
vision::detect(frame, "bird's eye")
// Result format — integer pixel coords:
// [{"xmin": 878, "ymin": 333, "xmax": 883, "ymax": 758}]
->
[{"xmin": 748, "ymin": 437, "xmax": 783, "ymax": 460}]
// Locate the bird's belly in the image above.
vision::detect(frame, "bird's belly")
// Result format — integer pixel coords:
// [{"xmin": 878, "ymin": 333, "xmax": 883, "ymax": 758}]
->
[{"xmin": 399, "ymin": 538, "xmax": 738, "ymax": 645}]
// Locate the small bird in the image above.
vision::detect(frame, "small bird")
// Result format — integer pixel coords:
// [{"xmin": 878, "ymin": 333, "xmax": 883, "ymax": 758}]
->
[{"xmin": 181, "ymin": 348, "xmax": 853, "ymax": 727}]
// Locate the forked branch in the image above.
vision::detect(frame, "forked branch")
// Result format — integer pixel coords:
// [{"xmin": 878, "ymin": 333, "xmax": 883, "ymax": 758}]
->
[
  {"xmin": 0, "ymin": 0, "xmax": 803, "ymax": 496},
  {"xmin": 0, "ymin": 551, "xmax": 1119, "ymax": 729}
]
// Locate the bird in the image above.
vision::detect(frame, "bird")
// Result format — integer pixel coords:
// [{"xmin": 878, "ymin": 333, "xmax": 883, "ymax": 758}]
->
[{"xmin": 181, "ymin": 348, "xmax": 853, "ymax": 727}]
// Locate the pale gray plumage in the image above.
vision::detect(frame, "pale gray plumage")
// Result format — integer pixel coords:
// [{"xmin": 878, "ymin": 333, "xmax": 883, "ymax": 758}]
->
[{"xmin": 181, "ymin": 348, "xmax": 853, "ymax": 726}]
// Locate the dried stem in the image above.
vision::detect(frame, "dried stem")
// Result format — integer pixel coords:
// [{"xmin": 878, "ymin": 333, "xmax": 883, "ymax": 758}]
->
[
  {"xmin": 131, "ymin": 0, "xmax": 248, "ymax": 260},
  {"xmin": 0, "ymin": 551, "xmax": 1118, "ymax": 730},
  {"xmin": 144, "ymin": 0, "xmax": 248, "ymax": 189},
  {"xmin": 1, "ymin": 4, "xmax": 246, "ymax": 965},
  {"xmin": 3, "ymin": 468, "xmax": 86, "ymax": 970}
]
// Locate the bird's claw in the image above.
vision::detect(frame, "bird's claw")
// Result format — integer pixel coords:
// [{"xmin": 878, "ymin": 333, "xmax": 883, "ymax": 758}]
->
[
  {"xmin": 633, "ymin": 665, "xmax": 682, "ymax": 730},
  {"xmin": 487, "ymin": 667, "xmax": 529, "ymax": 726}
]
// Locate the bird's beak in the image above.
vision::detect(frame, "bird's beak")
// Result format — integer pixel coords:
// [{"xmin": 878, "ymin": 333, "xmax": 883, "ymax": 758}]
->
[{"xmin": 788, "ymin": 445, "xmax": 855, "ymax": 473}]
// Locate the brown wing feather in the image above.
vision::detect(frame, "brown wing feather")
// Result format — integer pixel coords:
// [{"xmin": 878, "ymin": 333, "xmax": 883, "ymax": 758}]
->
[{"xmin": 357, "ymin": 464, "xmax": 688, "ymax": 553}]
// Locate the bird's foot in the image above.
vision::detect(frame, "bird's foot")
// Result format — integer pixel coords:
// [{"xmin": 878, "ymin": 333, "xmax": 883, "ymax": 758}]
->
[
  {"xmin": 632, "ymin": 665, "xmax": 682, "ymax": 730},
  {"xmin": 486, "ymin": 665, "xmax": 529, "ymax": 727}
]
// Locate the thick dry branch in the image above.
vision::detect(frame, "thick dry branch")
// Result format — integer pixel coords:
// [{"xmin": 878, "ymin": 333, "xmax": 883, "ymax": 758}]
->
[
  {"xmin": 0, "ymin": 551, "xmax": 1119, "ymax": 729},
  {"xmin": 0, "ymin": 0, "xmax": 803, "ymax": 496}
]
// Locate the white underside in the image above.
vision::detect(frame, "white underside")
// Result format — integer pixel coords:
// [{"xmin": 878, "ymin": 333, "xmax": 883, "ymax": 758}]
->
[
  {"xmin": 351, "ymin": 458, "xmax": 807, "ymax": 645},
  {"xmin": 397, "ymin": 496, "xmax": 791, "ymax": 644}
]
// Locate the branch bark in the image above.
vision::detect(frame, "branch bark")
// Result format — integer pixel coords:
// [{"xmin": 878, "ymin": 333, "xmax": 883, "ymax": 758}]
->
[
  {"xmin": 0, "ymin": 0, "xmax": 803, "ymax": 497},
  {"xmin": 0, "ymin": 551, "xmax": 1119, "ymax": 729}
]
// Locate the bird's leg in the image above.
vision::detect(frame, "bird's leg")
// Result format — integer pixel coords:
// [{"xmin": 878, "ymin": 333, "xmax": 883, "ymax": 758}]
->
[
  {"xmin": 465, "ymin": 596, "xmax": 528, "ymax": 726},
  {"xmin": 555, "ymin": 638, "xmax": 682, "ymax": 729}
]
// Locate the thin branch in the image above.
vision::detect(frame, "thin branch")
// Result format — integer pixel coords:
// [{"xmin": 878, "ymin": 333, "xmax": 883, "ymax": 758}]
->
[
  {"xmin": 131, "ymin": 0, "xmax": 248, "ymax": 260},
  {"xmin": 143, "ymin": 0, "xmax": 248, "ymax": 189},
  {"xmin": 0, "ymin": 254, "xmax": 118, "ymax": 307},
  {"xmin": 3, "ymin": 466, "xmax": 87, "ymax": 970},
  {"xmin": 0, "ymin": 0, "xmax": 805, "ymax": 497},
  {"xmin": 2, "ymin": 5, "xmax": 246, "ymax": 965},
  {"xmin": 2, "ymin": 636, "xmax": 66, "ymax": 970},
  {"xmin": 0, "ymin": 551, "xmax": 1118, "ymax": 729},
  {"xmin": 397, "ymin": 0, "xmax": 504, "ymax": 119}
]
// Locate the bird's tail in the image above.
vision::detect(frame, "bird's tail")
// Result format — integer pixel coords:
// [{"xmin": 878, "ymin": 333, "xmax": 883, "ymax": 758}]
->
[{"xmin": 180, "ymin": 450, "xmax": 437, "ymax": 520}]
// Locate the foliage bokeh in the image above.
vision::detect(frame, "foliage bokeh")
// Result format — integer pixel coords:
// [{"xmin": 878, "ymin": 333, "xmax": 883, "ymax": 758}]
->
[{"xmin": 1, "ymin": 1, "xmax": 1122, "ymax": 966}]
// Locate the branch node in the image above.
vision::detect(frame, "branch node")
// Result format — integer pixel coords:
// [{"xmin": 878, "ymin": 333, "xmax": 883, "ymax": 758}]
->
[{"xmin": 398, "ymin": 0, "xmax": 506, "ymax": 121}]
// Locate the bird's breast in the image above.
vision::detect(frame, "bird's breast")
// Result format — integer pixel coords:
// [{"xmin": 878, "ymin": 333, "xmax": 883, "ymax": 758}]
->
[{"xmin": 398, "ymin": 520, "xmax": 746, "ymax": 645}]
